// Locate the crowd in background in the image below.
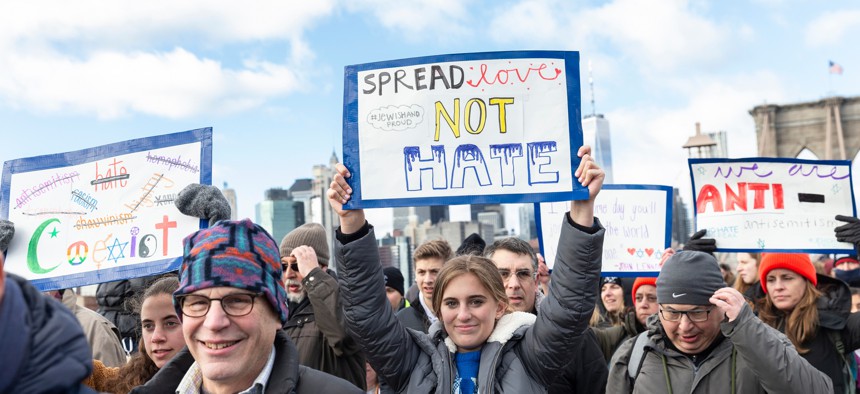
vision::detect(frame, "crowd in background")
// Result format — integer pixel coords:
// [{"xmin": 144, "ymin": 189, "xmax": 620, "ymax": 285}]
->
[{"xmin": 0, "ymin": 148, "xmax": 858, "ymax": 393}]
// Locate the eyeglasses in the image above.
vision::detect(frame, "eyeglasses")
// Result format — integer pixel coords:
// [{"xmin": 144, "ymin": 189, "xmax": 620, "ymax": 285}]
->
[
  {"xmin": 176, "ymin": 293, "xmax": 262, "ymax": 318},
  {"xmin": 659, "ymin": 307, "xmax": 713, "ymax": 322},
  {"xmin": 498, "ymin": 269, "xmax": 536, "ymax": 282},
  {"xmin": 281, "ymin": 256, "xmax": 298, "ymax": 273}
]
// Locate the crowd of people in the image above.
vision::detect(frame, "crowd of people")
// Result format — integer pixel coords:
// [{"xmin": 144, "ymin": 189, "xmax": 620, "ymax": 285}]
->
[{"xmin": 1, "ymin": 146, "xmax": 859, "ymax": 393}]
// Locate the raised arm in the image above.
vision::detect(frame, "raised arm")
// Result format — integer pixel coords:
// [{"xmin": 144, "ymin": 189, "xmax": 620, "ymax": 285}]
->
[
  {"xmin": 519, "ymin": 146, "xmax": 605, "ymax": 386},
  {"xmin": 328, "ymin": 163, "xmax": 422, "ymax": 392}
]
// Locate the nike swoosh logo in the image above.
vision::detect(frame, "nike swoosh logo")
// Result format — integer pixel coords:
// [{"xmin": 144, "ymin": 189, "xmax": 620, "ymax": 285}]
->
[{"xmin": 672, "ymin": 293, "xmax": 686, "ymax": 298}]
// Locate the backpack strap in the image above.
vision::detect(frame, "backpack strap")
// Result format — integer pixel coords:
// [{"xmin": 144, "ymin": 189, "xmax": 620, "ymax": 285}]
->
[
  {"xmin": 627, "ymin": 332, "xmax": 651, "ymax": 380},
  {"xmin": 826, "ymin": 329, "xmax": 857, "ymax": 394}
]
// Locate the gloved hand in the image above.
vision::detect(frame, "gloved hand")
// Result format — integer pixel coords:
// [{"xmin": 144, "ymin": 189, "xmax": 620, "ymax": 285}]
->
[
  {"xmin": 175, "ymin": 184, "xmax": 231, "ymax": 225},
  {"xmin": 0, "ymin": 220, "xmax": 13, "ymax": 252},
  {"xmin": 834, "ymin": 215, "xmax": 860, "ymax": 254},
  {"xmin": 683, "ymin": 229, "xmax": 716, "ymax": 255}
]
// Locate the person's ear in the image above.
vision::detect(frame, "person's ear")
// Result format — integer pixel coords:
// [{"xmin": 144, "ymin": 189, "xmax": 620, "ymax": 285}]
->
[{"xmin": 495, "ymin": 300, "xmax": 506, "ymax": 320}]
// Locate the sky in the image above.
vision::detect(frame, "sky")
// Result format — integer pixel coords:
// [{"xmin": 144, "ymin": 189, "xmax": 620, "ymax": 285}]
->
[{"xmin": 1, "ymin": 0, "xmax": 858, "ymax": 236}]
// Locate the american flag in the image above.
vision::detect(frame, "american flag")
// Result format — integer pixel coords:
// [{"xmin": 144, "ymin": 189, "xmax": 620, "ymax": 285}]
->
[{"xmin": 830, "ymin": 61, "xmax": 844, "ymax": 75}]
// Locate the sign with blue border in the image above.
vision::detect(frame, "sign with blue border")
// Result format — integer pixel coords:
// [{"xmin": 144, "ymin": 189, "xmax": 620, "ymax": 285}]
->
[
  {"xmin": 689, "ymin": 157, "xmax": 856, "ymax": 253},
  {"xmin": 342, "ymin": 50, "xmax": 586, "ymax": 209},
  {"xmin": 536, "ymin": 184, "xmax": 672, "ymax": 277},
  {"xmin": 1, "ymin": 128, "xmax": 212, "ymax": 291}
]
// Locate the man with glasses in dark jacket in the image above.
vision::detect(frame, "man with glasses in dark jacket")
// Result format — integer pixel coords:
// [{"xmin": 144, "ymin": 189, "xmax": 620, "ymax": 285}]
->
[{"xmin": 485, "ymin": 237, "xmax": 609, "ymax": 393}]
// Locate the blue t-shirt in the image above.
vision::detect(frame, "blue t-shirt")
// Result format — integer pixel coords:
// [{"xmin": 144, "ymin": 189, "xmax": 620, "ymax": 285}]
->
[{"xmin": 453, "ymin": 350, "xmax": 481, "ymax": 394}]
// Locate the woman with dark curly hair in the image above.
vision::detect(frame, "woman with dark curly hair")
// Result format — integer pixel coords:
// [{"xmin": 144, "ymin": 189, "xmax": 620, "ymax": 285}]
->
[{"xmin": 85, "ymin": 276, "xmax": 183, "ymax": 393}]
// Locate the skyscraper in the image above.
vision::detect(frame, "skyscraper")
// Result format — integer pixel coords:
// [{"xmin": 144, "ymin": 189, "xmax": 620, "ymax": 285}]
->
[
  {"xmin": 671, "ymin": 187, "xmax": 691, "ymax": 247},
  {"xmin": 255, "ymin": 188, "xmax": 304, "ymax": 244},
  {"xmin": 220, "ymin": 182, "xmax": 238, "ymax": 221},
  {"xmin": 311, "ymin": 151, "xmax": 340, "ymax": 260},
  {"xmin": 582, "ymin": 115, "xmax": 614, "ymax": 184}
]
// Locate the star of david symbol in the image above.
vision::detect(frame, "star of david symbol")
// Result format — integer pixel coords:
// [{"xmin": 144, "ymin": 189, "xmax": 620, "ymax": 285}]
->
[{"xmin": 106, "ymin": 238, "xmax": 129, "ymax": 264}]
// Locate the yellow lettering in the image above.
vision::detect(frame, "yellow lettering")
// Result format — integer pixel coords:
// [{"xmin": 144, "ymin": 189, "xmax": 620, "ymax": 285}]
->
[
  {"xmin": 464, "ymin": 98, "xmax": 487, "ymax": 135},
  {"xmin": 489, "ymin": 97, "xmax": 514, "ymax": 133},
  {"xmin": 434, "ymin": 99, "xmax": 460, "ymax": 141}
]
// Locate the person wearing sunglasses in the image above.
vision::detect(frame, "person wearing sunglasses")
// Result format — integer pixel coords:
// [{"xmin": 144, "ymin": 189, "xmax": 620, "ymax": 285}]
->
[
  {"xmin": 607, "ymin": 250, "xmax": 832, "ymax": 393},
  {"xmin": 279, "ymin": 223, "xmax": 366, "ymax": 390}
]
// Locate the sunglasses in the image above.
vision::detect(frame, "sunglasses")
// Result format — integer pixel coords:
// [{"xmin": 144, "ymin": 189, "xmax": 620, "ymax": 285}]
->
[{"xmin": 281, "ymin": 257, "xmax": 298, "ymax": 272}]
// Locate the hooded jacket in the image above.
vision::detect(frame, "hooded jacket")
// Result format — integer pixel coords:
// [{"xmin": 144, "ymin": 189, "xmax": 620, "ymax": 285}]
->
[
  {"xmin": 61, "ymin": 289, "xmax": 127, "ymax": 367},
  {"xmin": 592, "ymin": 309, "xmax": 644, "ymax": 362},
  {"xmin": 130, "ymin": 330, "xmax": 362, "ymax": 393},
  {"xmin": 607, "ymin": 304, "xmax": 833, "ymax": 393},
  {"xmin": 0, "ymin": 273, "xmax": 96, "ymax": 394},
  {"xmin": 283, "ymin": 267, "xmax": 365, "ymax": 389},
  {"xmin": 335, "ymin": 215, "xmax": 603, "ymax": 393},
  {"xmin": 751, "ymin": 274, "xmax": 860, "ymax": 394}
]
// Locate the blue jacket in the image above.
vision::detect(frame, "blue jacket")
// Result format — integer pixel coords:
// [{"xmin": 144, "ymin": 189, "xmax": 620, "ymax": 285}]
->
[{"xmin": 0, "ymin": 273, "xmax": 95, "ymax": 394}]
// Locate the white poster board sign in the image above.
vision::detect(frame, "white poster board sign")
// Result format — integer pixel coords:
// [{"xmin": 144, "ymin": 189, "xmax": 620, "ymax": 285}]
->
[
  {"xmin": 342, "ymin": 51, "xmax": 587, "ymax": 209},
  {"xmin": 536, "ymin": 185, "xmax": 672, "ymax": 275},
  {"xmin": 689, "ymin": 158, "xmax": 856, "ymax": 252},
  {"xmin": 1, "ymin": 128, "xmax": 212, "ymax": 290}
]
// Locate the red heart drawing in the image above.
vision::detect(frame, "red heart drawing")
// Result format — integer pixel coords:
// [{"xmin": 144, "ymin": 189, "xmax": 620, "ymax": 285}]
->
[
  {"xmin": 627, "ymin": 248, "xmax": 636, "ymax": 255},
  {"xmin": 645, "ymin": 248, "xmax": 654, "ymax": 257}
]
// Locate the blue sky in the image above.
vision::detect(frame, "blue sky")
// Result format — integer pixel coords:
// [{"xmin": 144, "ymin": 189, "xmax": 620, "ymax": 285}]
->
[{"xmin": 1, "ymin": 0, "xmax": 857, "ymax": 235}]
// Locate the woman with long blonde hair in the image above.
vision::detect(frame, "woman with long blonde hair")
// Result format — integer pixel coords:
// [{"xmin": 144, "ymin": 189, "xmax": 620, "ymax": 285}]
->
[{"xmin": 754, "ymin": 253, "xmax": 860, "ymax": 394}]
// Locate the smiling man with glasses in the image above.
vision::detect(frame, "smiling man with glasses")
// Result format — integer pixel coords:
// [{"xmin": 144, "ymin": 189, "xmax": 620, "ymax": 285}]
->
[
  {"xmin": 132, "ymin": 217, "xmax": 360, "ymax": 394},
  {"xmin": 607, "ymin": 250, "xmax": 832, "ymax": 393}
]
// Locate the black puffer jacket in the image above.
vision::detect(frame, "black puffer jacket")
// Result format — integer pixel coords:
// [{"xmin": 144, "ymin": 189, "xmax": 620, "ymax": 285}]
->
[
  {"xmin": 96, "ymin": 277, "xmax": 150, "ymax": 351},
  {"xmin": 751, "ymin": 274, "xmax": 860, "ymax": 394}
]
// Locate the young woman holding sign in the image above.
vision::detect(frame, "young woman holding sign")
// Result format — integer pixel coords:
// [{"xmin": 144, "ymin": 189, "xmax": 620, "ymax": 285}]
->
[{"xmin": 328, "ymin": 146, "xmax": 605, "ymax": 393}]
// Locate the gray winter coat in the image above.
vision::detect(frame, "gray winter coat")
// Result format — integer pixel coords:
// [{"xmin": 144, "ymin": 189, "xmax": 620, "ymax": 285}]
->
[
  {"xmin": 607, "ymin": 303, "xmax": 833, "ymax": 393},
  {"xmin": 335, "ymin": 215, "xmax": 603, "ymax": 393}
]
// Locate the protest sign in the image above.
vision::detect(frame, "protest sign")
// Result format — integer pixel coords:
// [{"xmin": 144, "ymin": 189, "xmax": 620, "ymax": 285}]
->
[
  {"xmin": 1, "ymin": 128, "xmax": 212, "ymax": 290},
  {"xmin": 689, "ymin": 157, "xmax": 855, "ymax": 253},
  {"xmin": 342, "ymin": 51, "xmax": 586, "ymax": 209},
  {"xmin": 536, "ymin": 185, "xmax": 671, "ymax": 276}
]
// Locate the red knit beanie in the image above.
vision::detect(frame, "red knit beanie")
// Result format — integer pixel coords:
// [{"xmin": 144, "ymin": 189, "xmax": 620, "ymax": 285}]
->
[
  {"xmin": 758, "ymin": 253, "xmax": 816, "ymax": 293},
  {"xmin": 632, "ymin": 277, "xmax": 658, "ymax": 305}
]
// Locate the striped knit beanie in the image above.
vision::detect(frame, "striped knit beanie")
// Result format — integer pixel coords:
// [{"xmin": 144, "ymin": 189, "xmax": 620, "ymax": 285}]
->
[{"xmin": 174, "ymin": 219, "xmax": 288, "ymax": 323}]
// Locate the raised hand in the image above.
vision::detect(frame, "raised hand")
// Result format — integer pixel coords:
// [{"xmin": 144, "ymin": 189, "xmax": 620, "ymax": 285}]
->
[
  {"xmin": 570, "ymin": 145, "xmax": 605, "ymax": 227},
  {"xmin": 835, "ymin": 215, "xmax": 860, "ymax": 254},
  {"xmin": 684, "ymin": 230, "xmax": 716, "ymax": 255},
  {"xmin": 709, "ymin": 287, "xmax": 746, "ymax": 322},
  {"xmin": 291, "ymin": 245, "xmax": 320, "ymax": 278},
  {"xmin": 327, "ymin": 163, "xmax": 366, "ymax": 234}
]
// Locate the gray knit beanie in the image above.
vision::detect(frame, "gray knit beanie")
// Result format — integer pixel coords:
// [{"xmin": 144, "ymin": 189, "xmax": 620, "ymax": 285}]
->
[
  {"xmin": 656, "ymin": 251, "xmax": 724, "ymax": 305},
  {"xmin": 0, "ymin": 220, "xmax": 13, "ymax": 253},
  {"xmin": 279, "ymin": 223, "xmax": 330, "ymax": 266}
]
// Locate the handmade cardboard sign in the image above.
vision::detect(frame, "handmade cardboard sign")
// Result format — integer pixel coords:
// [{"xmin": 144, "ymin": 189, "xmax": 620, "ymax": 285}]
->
[
  {"xmin": 1, "ymin": 128, "xmax": 212, "ymax": 290},
  {"xmin": 689, "ymin": 157, "xmax": 855, "ymax": 252},
  {"xmin": 342, "ymin": 51, "xmax": 586, "ymax": 209},
  {"xmin": 536, "ymin": 185, "xmax": 671, "ymax": 276}
]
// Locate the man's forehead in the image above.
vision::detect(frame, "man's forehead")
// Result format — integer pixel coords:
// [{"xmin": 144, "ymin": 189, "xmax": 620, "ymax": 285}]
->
[
  {"xmin": 188, "ymin": 286, "xmax": 253, "ymax": 296},
  {"xmin": 491, "ymin": 249, "xmax": 532, "ymax": 270},
  {"xmin": 415, "ymin": 258, "xmax": 443, "ymax": 270}
]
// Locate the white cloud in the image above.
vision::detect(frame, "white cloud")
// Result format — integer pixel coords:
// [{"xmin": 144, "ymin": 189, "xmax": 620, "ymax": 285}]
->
[
  {"xmin": 0, "ymin": 1, "xmax": 336, "ymax": 118},
  {"xmin": 805, "ymin": 10, "xmax": 860, "ymax": 47},
  {"xmin": 344, "ymin": 0, "xmax": 470, "ymax": 40},
  {"xmin": 607, "ymin": 71, "xmax": 785, "ymax": 190},
  {"xmin": 487, "ymin": 0, "xmax": 733, "ymax": 72}
]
